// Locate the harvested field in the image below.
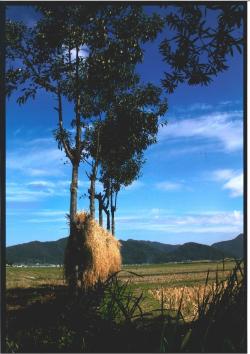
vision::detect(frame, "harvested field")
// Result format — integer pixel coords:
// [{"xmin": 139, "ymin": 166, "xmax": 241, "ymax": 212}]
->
[
  {"xmin": 6, "ymin": 260, "xmax": 236, "ymax": 314},
  {"xmin": 149, "ymin": 279, "xmax": 240, "ymax": 321},
  {"xmin": 6, "ymin": 267, "xmax": 64, "ymax": 289},
  {"xmin": 6, "ymin": 260, "xmax": 236, "ymax": 289},
  {"xmin": 6, "ymin": 260, "xmax": 244, "ymax": 353}
]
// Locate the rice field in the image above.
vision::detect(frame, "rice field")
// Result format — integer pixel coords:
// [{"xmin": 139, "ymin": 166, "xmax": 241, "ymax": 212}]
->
[
  {"xmin": 6, "ymin": 260, "xmax": 237, "ymax": 315},
  {"xmin": 149, "ymin": 280, "xmax": 237, "ymax": 321},
  {"xmin": 6, "ymin": 260, "xmax": 236, "ymax": 289},
  {"xmin": 6, "ymin": 260, "xmax": 245, "ymax": 352}
]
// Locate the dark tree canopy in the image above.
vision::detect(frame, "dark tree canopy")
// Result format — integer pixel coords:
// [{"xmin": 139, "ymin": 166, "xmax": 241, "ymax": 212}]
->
[{"xmin": 159, "ymin": 3, "xmax": 244, "ymax": 93}]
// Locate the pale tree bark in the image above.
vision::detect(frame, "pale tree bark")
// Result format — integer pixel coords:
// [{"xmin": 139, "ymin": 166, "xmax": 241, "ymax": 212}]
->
[
  {"xmin": 99, "ymin": 190, "xmax": 110, "ymax": 231},
  {"xmin": 71, "ymin": 46, "xmax": 81, "ymax": 223},
  {"xmin": 70, "ymin": 162, "xmax": 79, "ymax": 219},
  {"xmin": 111, "ymin": 189, "xmax": 118, "ymax": 236},
  {"xmin": 89, "ymin": 176, "xmax": 96, "ymax": 218}
]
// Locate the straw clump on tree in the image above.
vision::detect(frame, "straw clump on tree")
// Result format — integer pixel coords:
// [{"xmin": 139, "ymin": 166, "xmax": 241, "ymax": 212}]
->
[{"xmin": 64, "ymin": 211, "xmax": 122, "ymax": 289}]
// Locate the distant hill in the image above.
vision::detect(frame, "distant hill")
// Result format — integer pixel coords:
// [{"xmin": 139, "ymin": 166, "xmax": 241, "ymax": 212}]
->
[
  {"xmin": 120, "ymin": 239, "xmax": 180, "ymax": 264},
  {"xmin": 6, "ymin": 235, "xmax": 242, "ymax": 265},
  {"xmin": 6, "ymin": 238, "xmax": 67, "ymax": 265},
  {"xmin": 166, "ymin": 242, "xmax": 227, "ymax": 262},
  {"xmin": 212, "ymin": 234, "xmax": 244, "ymax": 259}
]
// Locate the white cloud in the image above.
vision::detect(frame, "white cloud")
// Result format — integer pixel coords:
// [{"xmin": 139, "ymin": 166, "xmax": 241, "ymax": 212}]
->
[
  {"xmin": 27, "ymin": 180, "xmax": 55, "ymax": 188},
  {"xmin": 116, "ymin": 209, "xmax": 243, "ymax": 236},
  {"xmin": 123, "ymin": 180, "xmax": 144, "ymax": 191},
  {"xmin": 155, "ymin": 181, "xmax": 182, "ymax": 191},
  {"xmin": 212, "ymin": 169, "xmax": 243, "ymax": 197},
  {"xmin": 31, "ymin": 210, "xmax": 67, "ymax": 217},
  {"xmin": 6, "ymin": 180, "xmax": 70, "ymax": 202},
  {"xmin": 159, "ymin": 111, "xmax": 243, "ymax": 152},
  {"xmin": 7, "ymin": 138, "xmax": 68, "ymax": 177},
  {"xmin": 223, "ymin": 174, "xmax": 243, "ymax": 197},
  {"xmin": 212, "ymin": 169, "xmax": 235, "ymax": 181},
  {"xmin": 176, "ymin": 103, "xmax": 212, "ymax": 113},
  {"xmin": 27, "ymin": 218, "xmax": 67, "ymax": 224}
]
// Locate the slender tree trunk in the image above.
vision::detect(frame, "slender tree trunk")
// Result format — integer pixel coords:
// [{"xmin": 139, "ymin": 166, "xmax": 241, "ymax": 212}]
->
[
  {"xmin": 95, "ymin": 193, "xmax": 103, "ymax": 226},
  {"xmin": 89, "ymin": 177, "xmax": 96, "ymax": 219},
  {"xmin": 70, "ymin": 45, "xmax": 81, "ymax": 227},
  {"xmin": 111, "ymin": 190, "xmax": 114, "ymax": 235},
  {"xmin": 97, "ymin": 194, "xmax": 103, "ymax": 226},
  {"xmin": 89, "ymin": 158, "xmax": 99, "ymax": 219},
  {"xmin": 111, "ymin": 207, "xmax": 115, "ymax": 235},
  {"xmin": 106, "ymin": 210, "xmax": 110, "ymax": 230},
  {"xmin": 111, "ymin": 190, "xmax": 118, "ymax": 235},
  {"xmin": 99, "ymin": 200, "xmax": 103, "ymax": 226},
  {"xmin": 89, "ymin": 124, "xmax": 101, "ymax": 219},
  {"xmin": 70, "ymin": 162, "xmax": 79, "ymax": 223}
]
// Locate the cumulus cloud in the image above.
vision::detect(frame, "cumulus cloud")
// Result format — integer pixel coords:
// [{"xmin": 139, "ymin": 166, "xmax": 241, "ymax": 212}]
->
[
  {"xmin": 212, "ymin": 169, "xmax": 243, "ymax": 197},
  {"xmin": 159, "ymin": 111, "xmax": 243, "ymax": 152}
]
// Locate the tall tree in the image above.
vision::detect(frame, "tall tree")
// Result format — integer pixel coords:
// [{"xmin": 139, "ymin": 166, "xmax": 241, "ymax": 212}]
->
[
  {"xmin": 86, "ymin": 83, "xmax": 167, "ymax": 232},
  {"xmin": 6, "ymin": 4, "xmax": 164, "ymax": 229},
  {"xmin": 101, "ymin": 155, "xmax": 144, "ymax": 235}
]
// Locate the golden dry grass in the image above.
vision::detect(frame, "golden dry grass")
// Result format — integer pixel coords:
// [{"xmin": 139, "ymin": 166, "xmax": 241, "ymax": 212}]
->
[
  {"xmin": 64, "ymin": 211, "xmax": 122, "ymax": 288},
  {"xmin": 149, "ymin": 280, "xmax": 237, "ymax": 321}
]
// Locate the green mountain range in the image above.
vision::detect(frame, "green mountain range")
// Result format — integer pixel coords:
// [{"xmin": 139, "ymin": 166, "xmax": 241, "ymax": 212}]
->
[{"xmin": 6, "ymin": 234, "xmax": 244, "ymax": 265}]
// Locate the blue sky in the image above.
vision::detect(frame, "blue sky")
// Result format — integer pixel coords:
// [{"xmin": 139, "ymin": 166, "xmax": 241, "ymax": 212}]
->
[{"xmin": 6, "ymin": 5, "xmax": 244, "ymax": 247}]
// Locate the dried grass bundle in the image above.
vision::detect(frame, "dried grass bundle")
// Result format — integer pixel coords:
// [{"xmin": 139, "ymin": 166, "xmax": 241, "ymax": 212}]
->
[{"xmin": 64, "ymin": 211, "xmax": 122, "ymax": 289}]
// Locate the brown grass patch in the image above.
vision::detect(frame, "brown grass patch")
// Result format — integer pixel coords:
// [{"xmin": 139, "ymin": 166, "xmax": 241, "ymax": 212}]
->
[
  {"xmin": 120, "ymin": 270, "xmax": 231, "ymax": 285},
  {"xmin": 149, "ymin": 280, "xmax": 236, "ymax": 321}
]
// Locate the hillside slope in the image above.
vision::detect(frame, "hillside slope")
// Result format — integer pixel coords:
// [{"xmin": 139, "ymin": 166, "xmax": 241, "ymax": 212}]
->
[
  {"xmin": 166, "ymin": 242, "xmax": 227, "ymax": 262},
  {"xmin": 6, "ymin": 238, "xmax": 67, "ymax": 265},
  {"xmin": 120, "ymin": 239, "xmax": 180, "ymax": 264},
  {"xmin": 212, "ymin": 234, "xmax": 244, "ymax": 259}
]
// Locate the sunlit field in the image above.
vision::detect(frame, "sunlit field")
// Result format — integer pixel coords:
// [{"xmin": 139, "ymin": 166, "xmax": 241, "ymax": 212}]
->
[
  {"xmin": 6, "ymin": 260, "xmax": 236, "ymax": 312},
  {"xmin": 6, "ymin": 260, "xmax": 236, "ymax": 288},
  {"xmin": 6, "ymin": 260, "xmax": 245, "ymax": 353}
]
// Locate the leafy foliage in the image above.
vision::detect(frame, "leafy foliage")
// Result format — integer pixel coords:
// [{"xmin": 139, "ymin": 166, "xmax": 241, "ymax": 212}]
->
[{"xmin": 159, "ymin": 4, "xmax": 244, "ymax": 93}]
